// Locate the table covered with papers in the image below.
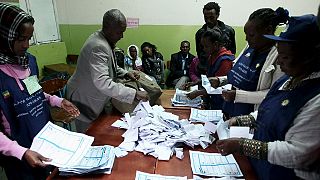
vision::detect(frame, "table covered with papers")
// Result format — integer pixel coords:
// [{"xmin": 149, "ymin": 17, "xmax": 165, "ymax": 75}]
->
[{"xmin": 47, "ymin": 97, "xmax": 257, "ymax": 180}]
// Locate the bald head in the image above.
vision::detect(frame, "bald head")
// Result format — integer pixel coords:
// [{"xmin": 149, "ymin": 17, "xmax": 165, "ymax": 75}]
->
[
  {"xmin": 102, "ymin": 9, "xmax": 126, "ymax": 30},
  {"xmin": 102, "ymin": 9, "xmax": 127, "ymax": 46}
]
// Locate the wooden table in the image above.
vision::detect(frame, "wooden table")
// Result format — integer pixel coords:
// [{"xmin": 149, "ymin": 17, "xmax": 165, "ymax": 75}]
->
[
  {"xmin": 43, "ymin": 63, "xmax": 76, "ymax": 76},
  {"xmin": 47, "ymin": 109, "xmax": 257, "ymax": 180},
  {"xmin": 156, "ymin": 90, "xmax": 192, "ymax": 110}
]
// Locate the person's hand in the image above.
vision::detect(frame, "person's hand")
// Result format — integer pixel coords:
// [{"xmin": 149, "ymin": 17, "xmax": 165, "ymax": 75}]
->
[
  {"xmin": 126, "ymin": 71, "xmax": 140, "ymax": 81},
  {"xmin": 61, "ymin": 99, "xmax": 80, "ymax": 117},
  {"xmin": 135, "ymin": 91, "xmax": 149, "ymax": 101},
  {"xmin": 181, "ymin": 82, "xmax": 192, "ymax": 90},
  {"xmin": 226, "ymin": 117, "xmax": 238, "ymax": 127},
  {"xmin": 187, "ymin": 91, "xmax": 200, "ymax": 100},
  {"xmin": 183, "ymin": 79, "xmax": 201, "ymax": 90},
  {"xmin": 23, "ymin": 149, "xmax": 51, "ymax": 168},
  {"xmin": 221, "ymin": 90, "xmax": 236, "ymax": 102},
  {"xmin": 216, "ymin": 138, "xmax": 241, "ymax": 156},
  {"xmin": 209, "ymin": 77, "xmax": 220, "ymax": 88}
]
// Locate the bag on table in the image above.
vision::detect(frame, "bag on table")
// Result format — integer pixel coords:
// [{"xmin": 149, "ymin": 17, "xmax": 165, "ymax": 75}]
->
[{"xmin": 111, "ymin": 70, "xmax": 162, "ymax": 113}]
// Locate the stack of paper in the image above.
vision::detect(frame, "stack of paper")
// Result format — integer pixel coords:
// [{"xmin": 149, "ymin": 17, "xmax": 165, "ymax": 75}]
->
[
  {"xmin": 30, "ymin": 122, "xmax": 116, "ymax": 175},
  {"xmin": 59, "ymin": 145, "xmax": 116, "ymax": 175},
  {"xmin": 189, "ymin": 151, "xmax": 243, "ymax": 177},
  {"xmin": 171, "ymin": 89, "xmax": 202, "ymax": 108},
  {"xmin": 111, "ymin": 101, "xmax": 215, "ymax": 160}
]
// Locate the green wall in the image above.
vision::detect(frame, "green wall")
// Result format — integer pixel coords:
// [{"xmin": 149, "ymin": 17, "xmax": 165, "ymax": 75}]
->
[
  {"xmin": 59, "ymin": 24, "xmax": 247, "ymax": 60},
  {"xmin": 30, "ymin": 25, "xmax": 283, "ymax": 78},
  {"xmin": 28, "ymin": 42, "xmax": 67, "ymax": 77}
]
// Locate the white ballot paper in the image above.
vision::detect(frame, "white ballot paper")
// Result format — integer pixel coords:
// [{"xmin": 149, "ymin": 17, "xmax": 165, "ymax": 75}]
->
[
  {"xmin": 230, "ymin": 127, "xmax": 250, "ymax": 139},
  {"xmin": 30, "ymin": 122, "xmax": 94, "ymax": 168},
  {"xmin": 189, "ymin": 151, "xmax": 243, "ymax": 177},
  {"xmin": 201, "ymin": 75, "xmax": 232, "ymax": 94},
  {"xmin": 135, "ymin": 171, "xmax": 187, "ymax": 180},
  {"xmin": 190, "ymin": 108, "xmax": 223, "ymax": 123},
  {"xmin": 59, "ymin": 145, "xmax": 116, "ymax": 175},
  {"xmin": 216, "ymin": 119, "xmax": 230, "ymax": 140},
  {"xmin": 217, "ymin": 119, "xmax": 253, "ymax": 140}
]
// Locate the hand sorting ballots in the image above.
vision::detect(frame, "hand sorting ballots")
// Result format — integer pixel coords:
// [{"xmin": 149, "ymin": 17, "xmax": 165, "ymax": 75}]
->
[
  {"xmin": 61, "ymin": 99, "xmax": 80, "ymax": 117},
  {"xmin": 221, "ymin": 90, "xmax": 236, "ymax": 102},
  {"xmin": 23, "ymin": 149, "xmax": 51, "ymax": 168}
]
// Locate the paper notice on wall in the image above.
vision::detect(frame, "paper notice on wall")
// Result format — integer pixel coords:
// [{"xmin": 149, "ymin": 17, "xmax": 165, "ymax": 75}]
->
[{"xmin": 127, "ymin": 17, "xmax": 139, "ymax": 28}]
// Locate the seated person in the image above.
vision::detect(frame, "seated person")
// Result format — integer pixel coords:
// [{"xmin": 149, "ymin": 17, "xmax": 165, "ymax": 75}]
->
[
  {"xmin": 166, "ymin": 40, "xmax": 195, "ymax": 89},
  {"xmin": 141, "ymin": 42, "xmax": 165, "ymax": 87},
  {"xmin": 114, "ymin": 47, "xmax": 125, "ymax": 68},
  {"xmin": 124, "ymin": 44, "xmax": 143, "ymax": 71},
  {"xmin": 216, "ymin": 14, "xmax": 320, "ymax": 180}
]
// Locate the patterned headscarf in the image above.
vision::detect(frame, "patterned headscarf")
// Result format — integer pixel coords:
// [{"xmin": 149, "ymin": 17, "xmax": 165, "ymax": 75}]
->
[{"xmin": 0, "ymin": 3, "xmax": 34, "ymax": 68}]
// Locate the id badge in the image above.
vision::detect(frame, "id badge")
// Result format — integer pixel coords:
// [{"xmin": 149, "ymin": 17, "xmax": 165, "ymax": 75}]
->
[{"xmin": 22, "ymin": 75, "xmax": 42, "ymax": 95}]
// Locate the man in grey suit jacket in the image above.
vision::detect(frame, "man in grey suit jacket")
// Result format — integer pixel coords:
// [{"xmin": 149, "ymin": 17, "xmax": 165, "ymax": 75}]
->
[{"xmin": 66, "ymin": 9, "xmax": 148, "ymax": 132}]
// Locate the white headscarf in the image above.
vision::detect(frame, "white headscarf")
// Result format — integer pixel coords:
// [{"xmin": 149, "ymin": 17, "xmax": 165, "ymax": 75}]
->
[{"xmin": 127, "ymin": 44, "xmax": 140, "ymax": 59}]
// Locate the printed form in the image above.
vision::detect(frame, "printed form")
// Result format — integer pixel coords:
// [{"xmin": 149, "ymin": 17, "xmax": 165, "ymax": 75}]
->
[
  {"xmin": 190, "ymin": 108, "xmax": 223, "ymax": 123},
  {"xmin": 189, "ymin": 151, "xmax": 243, "ymax": 177},
  {"xmin": 135, "ymin": 171, "xmax": 187, "ymax": 180},
  {"xmin": 30, "ymin": 122, "xmax": 94, "ymax": 168}
]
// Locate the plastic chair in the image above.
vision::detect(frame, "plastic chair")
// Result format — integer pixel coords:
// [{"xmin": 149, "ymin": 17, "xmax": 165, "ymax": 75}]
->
[{"xmin": 40, "ymin": 78, "xmax": 73, "ymax": 130}]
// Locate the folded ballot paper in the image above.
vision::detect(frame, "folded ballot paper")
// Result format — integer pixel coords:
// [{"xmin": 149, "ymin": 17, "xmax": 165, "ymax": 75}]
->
[
  {"xmin": 111, "ymin": 101, "xmax": 215, "ymax": 160},
  {"xmin": 216, "ymin": 119, "xmax": 253, "ymax": 140},
  {"xmin": 201, "ymin": 75, "xmax": 232, "ymax": 94},
  {"xmin": 30, "ymin": 122, "xmax": 116, "ymax": 175},
  {"xmin": 171, "ymin": 89, "xmax": 202, "ymax": 108}
]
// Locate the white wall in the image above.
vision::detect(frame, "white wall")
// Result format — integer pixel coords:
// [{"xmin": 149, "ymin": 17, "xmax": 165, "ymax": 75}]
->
[{"xmin": 55, "ymin": 0, "xmax": 319, "ymax": 26}]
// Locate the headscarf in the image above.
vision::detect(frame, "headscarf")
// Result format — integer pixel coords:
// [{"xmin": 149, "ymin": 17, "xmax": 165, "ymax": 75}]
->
[
  {"xmin": 0, "ymin": 3, "xmax": 34, "ymax": 68},
  {"xmin": 126, "ymin": 44, "xmax": 140, "ymax": 59}
]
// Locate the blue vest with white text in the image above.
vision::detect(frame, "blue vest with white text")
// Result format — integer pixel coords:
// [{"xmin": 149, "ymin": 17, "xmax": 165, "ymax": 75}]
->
[
  {"xmin": 207, "ymin": 54, "xmax": 234, "ymax": 110},
  {"xmin": 250, "ymin": 75, "xmax": 320, "ymax": 180},
  {"xmin": 223, "ymin": 48, "xmax": 269, "ymax": 116},
  {"xmin": 0, "ymin": 54, "xmax": 51, "ymax": 148}
]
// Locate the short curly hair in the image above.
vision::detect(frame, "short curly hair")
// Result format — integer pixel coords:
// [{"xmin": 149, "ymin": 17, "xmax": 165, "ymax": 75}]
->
[{"xmin": 203, "ymin": 2, "xmax": 220, "ymax": 15}]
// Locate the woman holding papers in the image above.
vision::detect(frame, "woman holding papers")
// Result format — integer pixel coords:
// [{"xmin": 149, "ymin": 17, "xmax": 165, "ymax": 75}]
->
[
  {"xmin": 209, "ymin": 7, "xmax": 288, "ymax": 118},
  {"xmin": 0, "ymin": 3, "xmax": 79, "ymax": 179},
  {"xmin": 187, "ymin": 29, "xmax": 235, "ymax": 110},
  {"xmin": 216, "ymin": 15, "xmax": 320, "ymax": 180}
]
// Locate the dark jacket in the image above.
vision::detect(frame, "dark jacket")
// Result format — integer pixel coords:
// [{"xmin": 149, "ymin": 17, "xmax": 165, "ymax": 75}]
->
[
  {"xmin": 166, "ymin": 51, "xmax": 195, "ymax": 86},
  {"xmin": 195, "ymin": 20, "xmax": 236, "ymax": 57},
  {"xmin": 142, "ymin": 51, "xmax": 164, "ymax": 83}
]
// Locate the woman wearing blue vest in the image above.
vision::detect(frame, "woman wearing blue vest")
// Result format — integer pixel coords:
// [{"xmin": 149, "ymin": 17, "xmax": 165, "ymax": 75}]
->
[
  {"xmin": 187, "ymin": 29, "xmax": 235, "ymax": 109},
  {"xmin": 210, "ymin": 8, "xmax": 289, "ymax": 118},
  {"xmin": 0, "ymin": 3, "xmax": 80, "ymax": 180},
  {"xmin": 216, "ymin": 14, "xmax": 320, "ymax": 180}
]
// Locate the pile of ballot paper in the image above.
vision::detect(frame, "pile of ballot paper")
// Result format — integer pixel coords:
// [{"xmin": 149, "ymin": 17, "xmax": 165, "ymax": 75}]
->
[
  {"xmin": 171, "ymin": 89, "xmax": 202, "ymax": 108},
  {"xmin": 30, "ymin": 122, "xmax": 116, "ymax": 176},
  {"xmin": 59, "ymin": 145, "xmax": 116, "ymax": 175},
  {"xmin": 111, "ymin": 101, "xmax": 215, "ymax": 161}
]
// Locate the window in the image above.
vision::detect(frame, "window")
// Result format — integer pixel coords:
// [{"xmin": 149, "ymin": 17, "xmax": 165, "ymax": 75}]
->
[{"xmin": 20, "ymin": 0, "xmax": 60, "ymax": 44}]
